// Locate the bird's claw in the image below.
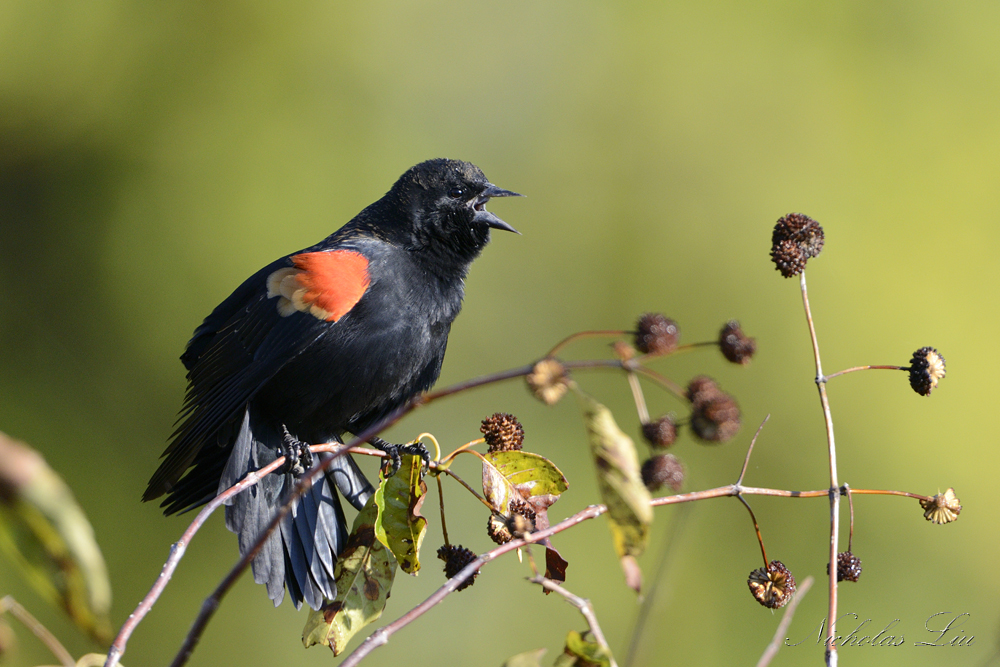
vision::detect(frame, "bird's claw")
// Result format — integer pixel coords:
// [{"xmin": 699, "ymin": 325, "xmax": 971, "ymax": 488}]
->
[
  {"xmin": 280, "ymin": 426, "xmax": 314, "ymax": 475},
  {"xmin": 372, "ymin": 437, "xmax": 430, "ymax": 477}
]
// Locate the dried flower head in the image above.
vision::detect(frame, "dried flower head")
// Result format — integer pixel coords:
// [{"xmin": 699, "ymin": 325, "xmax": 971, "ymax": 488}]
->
[
  {"xmin": 486, "ymin": 513, "xmax": 513, "ymax": 545},
  {"xmin": 641, "ymin": 415, "xmax": 678, "ymax": 449},
  {"xmin": 770, "ymin": 213, "xmax": 824, "ymax": 278},
  {"xmin": 686, "ymin": 375, "xmax": 721, "ymax": 404},
  {"xmin": 507, "ymin": 498, "xmax": 537, "ymax": 534},
  {"xmin": 481, "ymin": 413, "xmax": 525, "ymax": 453},
  {"xmin": 526, "ymin": 358, "xmax": 570, "ymax": 405},
  {"xmin": 827, "ymin": 551, "xmax": 863, "ymax": 582},
  {"xmin": 634, "ymin": 313, "xmax": 680, "ymax": 355},
  {"xmin": 719, "ymin": 320, "xmax": 757, "ymax": 365},
  {"xmin": 437, "ymin": 544, "xmax": 479, "ymax": 591},
  {"xmin": 920, "ymin": 488, "xmax": 962, "ymax": 524},
  {"xmin": 908, "ymin": 347, "xmax": 946, "ymax": 396},
  {"xmin": 748, "ymin": 560, "xmax": 797, "ymax": 609},
  {"xmin": 641, "ymin": 454, "xmax": 685, "ymax": 492},
  {"xmin": 690, "ymin": 393, "xmax": 741, "ymax": 443}
]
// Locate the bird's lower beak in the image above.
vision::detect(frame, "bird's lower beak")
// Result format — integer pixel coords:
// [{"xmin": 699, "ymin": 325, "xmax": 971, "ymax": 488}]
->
[{"xmin": 472, "ymin": 184, "xmax": 523, "ymax": 234}]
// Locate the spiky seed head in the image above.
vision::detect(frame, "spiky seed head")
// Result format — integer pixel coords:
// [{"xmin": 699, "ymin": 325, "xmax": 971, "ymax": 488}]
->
[
  {"xmin": 748, "ymin": 560, "xmax": 797, "ymax": 609},
  {"xmin": 634, "ymin": 313, "xmax": 680, "ymax": 355},
  {"xmin": 719, "ymin": 320, "xmax": 757, "ymax": 365},
  {"xmin": 437, "ymin": 544, "xmax": 479, "ymax": 591},
  {"xmin": 770, "ymin": 213, "xmax": 824, "ymax": 277},
  {"xmin": 641, "ymin": 454, "xmax": 685, "ymax": 492},
  {"xmin": 908, "ymin": 347, "xmax": 946, "ymax": 396}
]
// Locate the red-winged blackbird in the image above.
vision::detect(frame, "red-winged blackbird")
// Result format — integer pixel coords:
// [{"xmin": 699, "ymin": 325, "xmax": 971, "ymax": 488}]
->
[{"xmin": 143, "ymin": 159, "xmax": 520, "ymax": 609}]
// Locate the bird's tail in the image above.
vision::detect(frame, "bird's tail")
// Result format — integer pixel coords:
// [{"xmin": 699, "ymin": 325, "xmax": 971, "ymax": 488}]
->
[{"xmin": 221, "ymin": 410, "xmax": 374, "ymax": 609}]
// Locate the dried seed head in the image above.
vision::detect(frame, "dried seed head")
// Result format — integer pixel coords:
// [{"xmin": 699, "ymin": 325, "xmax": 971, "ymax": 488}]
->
[
  {"xmin": 634, "ymin": 313, "xmax": 680, "ymax": 355},
  {"xmin": 641, "ymin": 454, "xmax": 685, "ymax": 492},
  {"xmin": 748, "ymin": 560, "xmax": 797, "ymax": 609},
  {"xmin": 908, "ymin": 347, "xmax": 946, "ymax": 396},
  {"xmin": 770, "ymin": 213, "xmax": 824, "ymax": 278},
  {"xmin": 719, "ymin": 320, "xmax": 757, "ymax": 365},
  {"xmin": 686, "ymin": 375, "xmax": 721, "ymax": 404},
  {"xmin": 690, "ymin": 393, "xmax": 741, "ymax": 443},
  {"xmin": 507, "ymin": 498, "xmax": 537, "ymax": 535},
  {"xmin": 481, "ymin": 413, "xmax": 525, "ymax": 453},
  {"xmin": 920, "ymin": 488, "xmax": 962, "ymax": 524},
  {"xmin": 526, "ymin": 358, "xmax": 570, "ymax": 405},
  {"xmin": 437, "ymin": 544, "xmax": 479, "ymax": 591},
  {"xmin": 641, "ymin": 415, "xmax": 678, "ymax": 449},
  {"xmin": 827, "ymin": 551, "xmax": 863, "ymax": 582},
  {"xmin": 487, "ymin": 513, "xmax": 514, "ymax": 545}
]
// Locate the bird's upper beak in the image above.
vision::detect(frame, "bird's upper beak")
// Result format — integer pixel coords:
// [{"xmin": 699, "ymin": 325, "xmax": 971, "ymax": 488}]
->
[{"xmin": 471, "ymin": 184, "xmax": 523, "ymax": 234}]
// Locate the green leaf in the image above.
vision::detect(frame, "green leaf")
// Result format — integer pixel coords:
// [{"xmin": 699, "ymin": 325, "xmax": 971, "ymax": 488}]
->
[
  {"xmin": 577, "ymin": 392, "xmax": 653, "ymax": 591},
  {"xmin": 373, "ymin": 454, "xmax": 427, "ymax": 574},
  {"xmin": 483, "ymin": 451, "xmax": 569, "ymax": 499},
  {"xmin": 556, "ymin": 630, "xmax": 611, "ymax": 667},
  {"xmin": 0, "ymin": 432, "xmax": 112, "ymax": 644},
  {"xmin": 501, "ymin": 647, "xmax": 547, "ymax": 667},
  {"xmin": 482, "ymin": 450, "xmax": 568, "ymax": 515},
  {"xmin": 302, "ymin": 496, "xmax": 397, "ymax": 654}
]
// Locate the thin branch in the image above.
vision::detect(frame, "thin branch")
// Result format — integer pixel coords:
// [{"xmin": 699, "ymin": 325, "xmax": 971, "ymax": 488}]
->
[
  {"xmin": 339, "ymin": 504, "xmax": 606, "ymax": 667},
  {"xmin": 756, "ymin": 575, "xmax": 815, "ymax": 667},
  {"xmin": 800, "ymin": 271, "xmax": 840, "ymax": 667},
  {"xmin": 103, "ymin": 455, "xmax": 287, "ymax": 667},
  {"xmin": 737, "ymin": 495, "xmax": 769, "ymax": 568},
  {"xmin": 1, "ymin": 595, "xmax": 75, "ymax": 667},
  {"xmin": 823, "ymin": 365, "xmax": 906, "ymax": 380},
  {"xmin": 845, "ymin": 484, "xmax": 854, "ymax": 552},
  {"xmin": 626, "ymin": 371, "xmax": 650, "ymax": 424},
  {"xmin": 737, "ymin": 415, "xmax": 770, "ymax": 486},
  {"xmin": 546, "ymin": 330, "xmax": 628, "ymax": 357},
  {"xmin": 631, "ymin": 365, "xmax": 687, "ymax": 398},
  {"xmin": 529, "ymin": 576, "xmax": 618, "ymax": 667},
  {"xmin": 440, "ymin": 468, "xmax": 493, "ymax": 511},
  {"xmin": 436, "ymin": 475, "xmax": 450, "ymax": 546}
]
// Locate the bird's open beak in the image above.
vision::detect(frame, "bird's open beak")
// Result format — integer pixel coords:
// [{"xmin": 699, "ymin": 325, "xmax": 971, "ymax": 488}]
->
[{"xmin": 472, "ymin": 184, "xmax": 523, "ymax": 234}]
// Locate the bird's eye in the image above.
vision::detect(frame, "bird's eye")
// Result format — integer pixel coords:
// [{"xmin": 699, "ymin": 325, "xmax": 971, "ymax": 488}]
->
[{"xmin": 448, "ymin": 186, "xmax": 466, "ymax": 199}]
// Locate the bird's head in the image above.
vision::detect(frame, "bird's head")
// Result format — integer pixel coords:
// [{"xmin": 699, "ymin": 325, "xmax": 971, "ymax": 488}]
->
[{"xmin": 390, "ymin": 159, "xmax": 522, "ymax": 262}]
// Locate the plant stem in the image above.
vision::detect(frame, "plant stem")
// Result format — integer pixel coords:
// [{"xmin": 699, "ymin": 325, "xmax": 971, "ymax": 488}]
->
[{"xmin": 800, "ymin": 271, "xmax": 840, "ymax": 667}]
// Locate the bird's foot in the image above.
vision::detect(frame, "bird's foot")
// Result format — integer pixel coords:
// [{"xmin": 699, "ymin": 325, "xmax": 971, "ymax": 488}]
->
[
  {"xmin": 371, "ymin": 436, "xmax": 430, "ymax": 477},
  {"xmin": 280, "ymin": 426, "xmax": 314, "ymax": 475}
]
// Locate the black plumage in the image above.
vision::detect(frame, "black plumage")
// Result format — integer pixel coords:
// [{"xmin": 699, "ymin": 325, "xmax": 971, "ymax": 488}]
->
[{"xmin": 144, "ymin": 159, "xmax": 520, "ymax": 609}]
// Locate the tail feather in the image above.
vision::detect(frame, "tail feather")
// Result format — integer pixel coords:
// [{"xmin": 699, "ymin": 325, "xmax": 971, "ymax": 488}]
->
[{"xmin": 220, "ymin": 409, "xmax": 374, "ymax": 609}]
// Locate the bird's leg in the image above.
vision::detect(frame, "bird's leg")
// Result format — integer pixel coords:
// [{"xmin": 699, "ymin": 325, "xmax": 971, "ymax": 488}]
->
[
  {"xmin": 280, "ymin": 426, "xmax": 314, "ymax": 475},
  {"xmin": 370, "ymin": 436, "xmax": 430, "ymax": 477}
]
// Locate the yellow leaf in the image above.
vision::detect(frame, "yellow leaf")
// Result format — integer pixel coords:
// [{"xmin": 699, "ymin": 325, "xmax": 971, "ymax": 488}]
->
[{"xmin": 302, "ymin": 497, "xmax": 397, "ymax": 654}]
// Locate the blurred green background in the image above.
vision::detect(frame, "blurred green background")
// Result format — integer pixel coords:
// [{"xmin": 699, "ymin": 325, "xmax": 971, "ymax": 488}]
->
[{"xmin": 1, "ymin": 2, "xmax": 997, "ymax": 666}]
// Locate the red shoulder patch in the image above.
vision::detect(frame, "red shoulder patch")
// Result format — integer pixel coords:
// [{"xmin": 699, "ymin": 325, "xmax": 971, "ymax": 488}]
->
[{"xmin": 266, "ymin": 250, "xmax": 370, "ymax": 322}]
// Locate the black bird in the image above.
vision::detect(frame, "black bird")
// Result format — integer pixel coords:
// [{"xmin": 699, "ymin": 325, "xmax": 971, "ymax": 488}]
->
[{"xmin": 144, "ymin": 159, "xmax": 520, "ymax": 609}]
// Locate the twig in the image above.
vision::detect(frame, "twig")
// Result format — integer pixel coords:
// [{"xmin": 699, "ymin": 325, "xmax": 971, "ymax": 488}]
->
[
  {"xmin": 546, "ymin": 330, "xmax": 628, "ymax": 357},
  {"xmin": 436, "ymin": 475, "xmax": 450, "ymax": 546},
  {"xmin": 756, "ymin": 575, "xmax": 814, "ymax": 667},
  {"xmin": 440, "ymin": 468, "xmax": 493, "ymax": 511},
  {"xmin": 799, "ymin": 271, "xmax": 840, "ymax": 667},
  {"xmin": 339, "ymin": 504, "xmax": 607, "ymax": 667},
  {"xmin": 737, "ymin": 495, "xmax": 769, "ymax": 568},
  {"xmin": 625, "ymin": 371, "xmax": 650, "ymax": 424},
  {"xmin": 845, "ymin": 484, "xmax": 854, "ymax": 552},
  {"xmin": 823, "ymin": 365, "xmax": 906, "ymax": 380},
  {"xmin": 737, "ymin": 415, "xmax": 770, "ymax": 486},
  {"xmin": 528, "ymin": 576, "xmax": 618, "ymax": 667},
  {"xmin": 103, "ymin": 456, "xmax": 287, "ymax": 667},
  {"xmin": 1, "ymin": 595, "xmax": 75, "ymax": 667}
]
